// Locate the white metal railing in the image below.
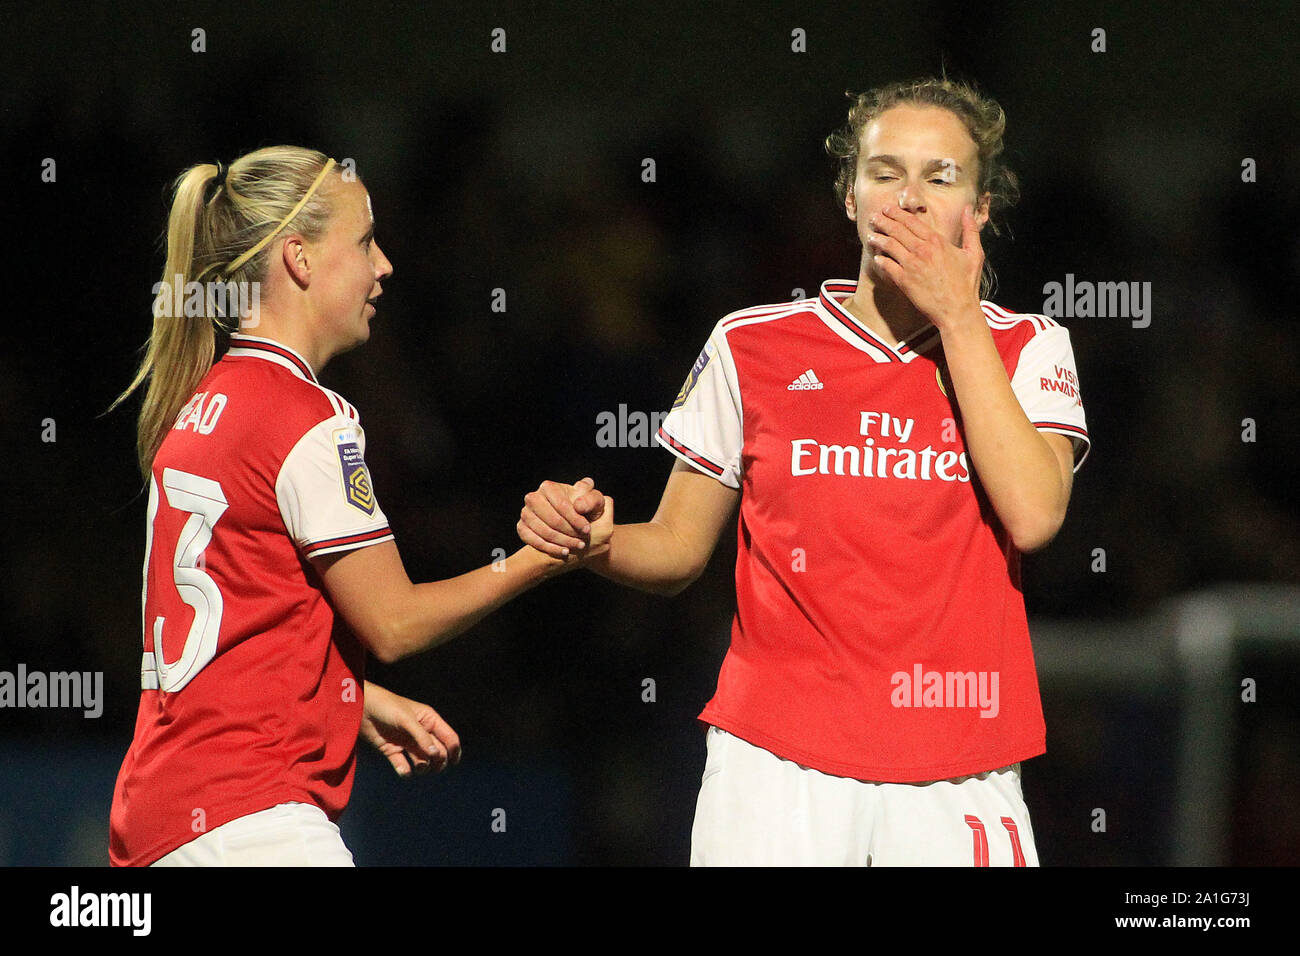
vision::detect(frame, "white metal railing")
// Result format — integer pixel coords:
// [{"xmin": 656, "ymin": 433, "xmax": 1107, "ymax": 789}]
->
[{"xmin": 1032, "ymin": 585, "xmax": 1300, "ymax": 865}]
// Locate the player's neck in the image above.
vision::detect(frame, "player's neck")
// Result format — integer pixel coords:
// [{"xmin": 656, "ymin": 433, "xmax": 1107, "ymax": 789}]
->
[
  {"xmin": 842, "ymin": 272, "xmax": 932, "ymax": 348},
  {"xmin": 236, "ymin": 305, "xmax": 328, "ymax": 378}
]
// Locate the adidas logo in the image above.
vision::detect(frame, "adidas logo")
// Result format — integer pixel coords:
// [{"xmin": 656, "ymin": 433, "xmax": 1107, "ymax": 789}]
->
[{"xmin": 788, "ymin": 369, "xmax": 824, "ymax": 391}]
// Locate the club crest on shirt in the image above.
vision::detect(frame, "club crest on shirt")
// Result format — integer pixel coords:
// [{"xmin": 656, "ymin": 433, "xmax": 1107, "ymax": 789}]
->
[
  {"xmin": 673, "ymin": 340, "xmax": 715, "ymax": 409},
  {"xmin": 936, "ymin": 361, "xmax": 951, "ymax": 398},
  {"xmin": 333, "ymin": 427, "xmax": 375, "ymax": 515}
]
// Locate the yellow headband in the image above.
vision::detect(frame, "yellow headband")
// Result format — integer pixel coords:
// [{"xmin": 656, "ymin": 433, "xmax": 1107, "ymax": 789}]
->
[{"xmin": 219, "ymin": 157, "xmax": 337, "ymax": 277}]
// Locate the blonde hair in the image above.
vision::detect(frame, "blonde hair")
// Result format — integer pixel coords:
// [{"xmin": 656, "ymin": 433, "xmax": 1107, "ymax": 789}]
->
[
  {"xmin": 111, "ymin": 146, "xmax": 340, "ymax": 478},
  {"xmin": 825, "ymin": 76, "xmax": 1020, "ymax": 297}
]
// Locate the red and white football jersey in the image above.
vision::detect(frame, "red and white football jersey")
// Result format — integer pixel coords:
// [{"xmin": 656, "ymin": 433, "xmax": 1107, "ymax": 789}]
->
[
  {"xmin": 657, "ymin": 280, "xmax": 1090, "ymax": 783},
  {"xmin": 109, "ymin": 334, "xmax": 394, "ymax": 866}
]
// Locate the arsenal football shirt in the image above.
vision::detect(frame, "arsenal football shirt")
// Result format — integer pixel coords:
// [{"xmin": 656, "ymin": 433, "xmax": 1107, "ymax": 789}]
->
[
  {"xmin": 657, "ymin": 280, "xmax": 1090, "ymax": 782},
  {"xmin": 110, "ymin": 334, "xmax": 393, "ymax": 866}
]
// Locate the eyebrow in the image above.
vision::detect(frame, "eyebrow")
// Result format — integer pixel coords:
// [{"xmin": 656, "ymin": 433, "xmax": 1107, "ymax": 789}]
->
[{"xmin": 865, "ymin": 155, "xmax": 964, "ymax": 176}]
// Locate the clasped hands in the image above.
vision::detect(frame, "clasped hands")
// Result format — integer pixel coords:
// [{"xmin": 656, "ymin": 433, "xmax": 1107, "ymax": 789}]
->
[{"xmin": 518, "ymin": 477, "xmax": 615, "ymax": 564}]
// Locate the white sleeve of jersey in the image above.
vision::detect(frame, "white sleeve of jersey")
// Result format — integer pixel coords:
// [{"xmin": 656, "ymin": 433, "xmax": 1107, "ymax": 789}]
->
[
  {"xmin": 276, "ymin": 413, "xmax": 394, "ymax": 559},
  {"xmin": 656, "ymin": 326, "xmax": 744, "ymax": 489},
  {"xmin": 1008, "ymin": 324, "xmax": 1091, "ymax": 471}
]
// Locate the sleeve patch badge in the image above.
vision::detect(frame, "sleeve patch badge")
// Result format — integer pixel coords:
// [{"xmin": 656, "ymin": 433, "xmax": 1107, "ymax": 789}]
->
[
  {"xmin": 333, "ymin": 428, "xmax": 376, "ymax": 516},
  {"xmin": 672, "ymin": 340, "xmax": 715, "ymax": 409}
]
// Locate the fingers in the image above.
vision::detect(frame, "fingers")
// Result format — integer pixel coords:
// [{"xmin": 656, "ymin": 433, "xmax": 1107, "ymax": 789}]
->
[
  {"xmin": 871, "ymin": 253, "xmax": 905, "ymax": 287},
  {"xmin": 376, "ymin": 740, "xmax": 424, "ymax": 777},
  {"xmin": 518, "ymin": 477, "xmax": 611, "ymax": 558},
  {"xmin": 520, "ymin": 480, "xmax": 591, "ymax": 556},
  {"xmin": 587, "ymin": 495, "xmax": 615, "ymax": 549},
  {"xmin": 420, "ymin": 707, "xmax": 462, "ymax": 766},
  {"xmin": 386, "ymin": 710, "xmax": 460, "ymax": 777},
  {"xmin": 518, "ymin": 510, "xmax": 581, "ymax": 558},
  {"xmin": 385, "ymin": 747, "xmax": 414, "ymax": 777},
  {"xmin": 551, "ymin": 479, "xmax": 598, "ymax": 529},
  {"xmin": 569, "ymin": 477, "xmax": 606, "ymax": 517},
  {"xmin": 395, "ymin": 714, "xmax": 444, "ymax": 774},
  {"xmin": 874, "ymin": 206, "xmax": 929, "ymax": 248},
  {"xmin": 865, "ymin": 229, "xmax": 908, "ymax": 265},
  {"xmin": 569, "ymin": 480, "xmax": 609, "ymax": 541},
  {"xmin": 576, "ymin": 492, "xmax": 604, "ymax": 523},
  {"xmin": 960, "ymin": 204, "xmax": 984, "ymax": 252}
]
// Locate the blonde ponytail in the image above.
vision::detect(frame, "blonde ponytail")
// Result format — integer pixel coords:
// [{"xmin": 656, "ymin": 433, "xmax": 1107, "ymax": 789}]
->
[{"xmin": 110, "ymin": 147, "xmax": 340, "ymax": 478}]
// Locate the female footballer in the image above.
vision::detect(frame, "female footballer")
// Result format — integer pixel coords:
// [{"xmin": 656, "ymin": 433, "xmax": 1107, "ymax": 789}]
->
[
  {"xmin": 517, "ymin": 78, "xmax": 1091, "ymax": 866},
  {"xmin": 109, "ymin": 146, "xmax": 566, "ymax": 866}
]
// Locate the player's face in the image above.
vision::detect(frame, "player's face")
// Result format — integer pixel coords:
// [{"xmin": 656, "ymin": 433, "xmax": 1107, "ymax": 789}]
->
[
  {"xmin": 845, "ymin": 104, "xmax": 990, "ymax": 278},
  {"xmin": 308, "ymin": 178, "xmax": 392, "ymax": 354}
]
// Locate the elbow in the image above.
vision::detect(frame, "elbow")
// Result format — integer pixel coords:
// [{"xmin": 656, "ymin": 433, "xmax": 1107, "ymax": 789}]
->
[
  {"xmin": 361, "ymin": 594, "xmax": 417, "ymax": 664},
  {"xmin": 1008, "ymin": 510, "xmax": 1066, "ymax": 554},
  {"xmin": 654, "ymin": 576, "xmax": 695, "ymax": 598},
  {"xmin": 365, "ymin": 626, "xmax": 408, "ymax": 665},
  {"xmin": 370, "ymin": 641, "xmax": 406, "ymax": 666},
  {"xmin": 653, "ymin": 557, "xmax": 707, "ymax": 597}
]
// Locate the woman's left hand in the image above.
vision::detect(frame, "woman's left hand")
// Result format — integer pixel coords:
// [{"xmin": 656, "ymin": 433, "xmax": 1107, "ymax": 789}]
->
[
  {"xmin": 361, "ymin": 681, "xmax": 462, "ymax": 776},
  {"xmin": 866, "ymin": 204, "xmax": 985, "ymax": 331}
]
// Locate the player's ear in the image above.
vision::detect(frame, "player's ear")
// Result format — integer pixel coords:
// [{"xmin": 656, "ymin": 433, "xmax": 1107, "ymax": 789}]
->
[
  {"xmin": 282, "ymin": 235, "xmax": 311, "ymax": 288},
  {"xmin": 974, "ymin": 193, "xmax": 991, "ymax": 230},
  {"xmin": 845, "ymin": 184, "xmax": 858, "ymax": 222}
]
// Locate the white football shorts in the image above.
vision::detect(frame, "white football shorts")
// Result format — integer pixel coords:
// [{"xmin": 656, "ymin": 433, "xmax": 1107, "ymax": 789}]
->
[
  {"xmin": 690, "ymin": 726, "xmax": 1039, "ymax": 866},
  {"xmin": 150, "ymin": 802, "xmax": 355, "ymax": 867}
]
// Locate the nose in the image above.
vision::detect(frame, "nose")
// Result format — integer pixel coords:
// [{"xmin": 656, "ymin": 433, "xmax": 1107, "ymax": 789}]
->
[
  {"xmin": 898, "ymin": 185, "xmax": 925, "ymax": 214},
  {"xmin": 373, "ymin": 241, "xmax": 393, "ymax": 281}
]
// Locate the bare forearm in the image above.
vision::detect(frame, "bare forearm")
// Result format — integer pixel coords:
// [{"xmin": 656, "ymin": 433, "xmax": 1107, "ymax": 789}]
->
[
  {"xmin": 940, "ymin": 314, "xmax": 1068, "ymax": 550},
  {"xmin": 516, "ymin": 468, "xmax": 734, "ymax": 596},
  {"xmin": 584, "ymin": 520, "xmax": 703, "ymax": 596},
  {"xmin": 386, "ymin": 547, "xmax": 559, "ymax": 660}
]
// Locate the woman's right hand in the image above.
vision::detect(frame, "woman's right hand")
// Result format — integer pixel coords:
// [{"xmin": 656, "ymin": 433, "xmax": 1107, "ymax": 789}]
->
[{"xmin": 518, "ymin": 477, "xmax": 614, "ymax": 564}]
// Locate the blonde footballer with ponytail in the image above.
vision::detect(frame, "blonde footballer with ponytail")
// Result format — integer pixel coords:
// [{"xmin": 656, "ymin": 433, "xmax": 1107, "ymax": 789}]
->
[{"xmin": 112, "ymin": 145, "xmax": 587, "ymax": 867}]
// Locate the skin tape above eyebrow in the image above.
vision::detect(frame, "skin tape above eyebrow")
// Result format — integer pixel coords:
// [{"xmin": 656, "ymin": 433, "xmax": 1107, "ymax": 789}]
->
[{"xmin": 867, "ymin": 156, "xmax": 961, "ymax": 182}]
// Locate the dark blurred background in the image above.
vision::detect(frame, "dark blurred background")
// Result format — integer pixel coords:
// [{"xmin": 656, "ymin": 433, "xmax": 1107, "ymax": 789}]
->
[{"xmin": 2, "ymin": 0, "xmax": 1297, "ymax": 865}]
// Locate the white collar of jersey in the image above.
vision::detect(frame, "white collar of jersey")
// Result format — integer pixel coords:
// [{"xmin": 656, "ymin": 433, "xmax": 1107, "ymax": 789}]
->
[
  {"xmin": 813, "ymin": 279, "xmax": 943, "ymax": 364},
  {"xmin": 227, "ymin": 334, "xmax": 320, "ymax": 383}
]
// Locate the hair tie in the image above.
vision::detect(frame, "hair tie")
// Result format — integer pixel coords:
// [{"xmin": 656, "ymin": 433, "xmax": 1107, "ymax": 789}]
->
[{"xmin": 206, "ymin": 162, "xmax": 228, "ymax": 205}]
